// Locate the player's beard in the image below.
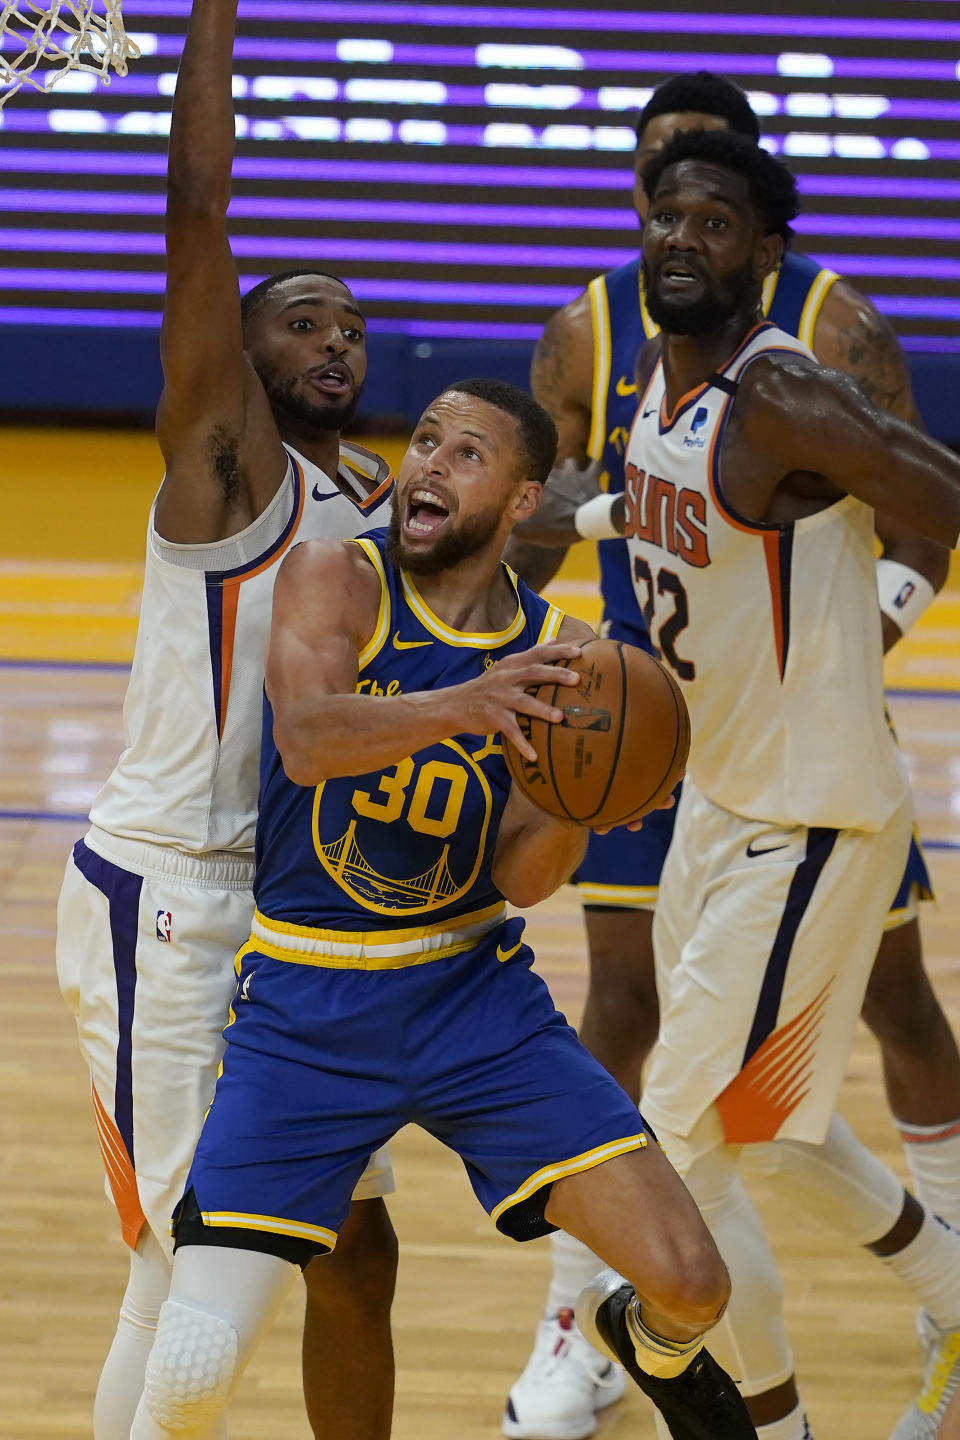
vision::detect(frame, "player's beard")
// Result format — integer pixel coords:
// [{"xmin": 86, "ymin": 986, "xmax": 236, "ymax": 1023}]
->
[
  {"xmin": 258, "ymin": 366, "xmax": 361, "ymax": 432},
  {"xmin": 386, "ymin": 496, "xmax": 504, "ymax": 576},
  {"xmin": 643, "ymin": 256, "xmax": 759, "ymax": 336}
]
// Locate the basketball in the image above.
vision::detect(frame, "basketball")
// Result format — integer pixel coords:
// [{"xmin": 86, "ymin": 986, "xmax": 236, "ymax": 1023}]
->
[{"xmin": 503, "ymin": 638, "xmax": 690, "ymax": 828}]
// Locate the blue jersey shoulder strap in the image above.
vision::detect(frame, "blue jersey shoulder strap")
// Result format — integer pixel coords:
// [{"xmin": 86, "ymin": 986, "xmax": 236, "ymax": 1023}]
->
[{"xmin": 765, "ymin": 250, "xmax": 840, "ymax": 350}]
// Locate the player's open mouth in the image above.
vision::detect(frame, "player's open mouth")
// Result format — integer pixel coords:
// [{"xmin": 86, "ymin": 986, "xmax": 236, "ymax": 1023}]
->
[
  {"xmin": 404, "ymin": 487, "xmax": 451, "ymax": 536},
  {"xmin": 660, "ymin": 262, "xmax": 703, "ymax": 289},
  {"xmin": 308, "ymin": 362, "xmax": 352, "ymax": 396}
]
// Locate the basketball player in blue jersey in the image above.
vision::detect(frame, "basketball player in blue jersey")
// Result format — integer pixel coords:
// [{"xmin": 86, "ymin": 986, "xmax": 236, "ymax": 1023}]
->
[
  {"xmin": 128, "ymin": 377, "xmax": 759, "ymax": 1440},
  {"xmin": 54, "ymin": 0, "xmax": 397, "ymax": 1436},
  {"xmin": 505, "ymin": 71, "xmax": 959, "ymax": 1440},
  {"xmin": 520, "ymin": 128, "xmax": 960, "ymax": 1440}
]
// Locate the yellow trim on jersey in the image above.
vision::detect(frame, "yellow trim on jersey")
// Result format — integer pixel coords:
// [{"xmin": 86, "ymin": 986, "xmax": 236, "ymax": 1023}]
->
[
  {"xmin": 535, "ymin": 603, "xmax": 565, "ymax": 643},
  {"xmin": 586, "ymin": 276, "xmax": 612, "ymax": 461},
  {"xmin": 490, "ymin": 1133, "xmax": 648, "ymax": 1225},
  {"xmin": 200, "ymin": 1209, "xmax": 338, "ymax": 1250},
  {"xmin": 578, "ymin": 881, "xmax": 658, "ymax": 909},
  {"xmin": 400, "ymin": 567, "xmax": 526, "ymax": 647},
  {"xmin": 797, "ymin": 267, "xmax": 840, "ymax": 350},
  {"xmin": 251, "ymin": 900, "xmax": 506, "ymax": 968},
  {"xmin": 637, "ymin": 268, "xmax": 658, "ymax": 339},
  {"xmin": 350, "ymin": 537, "xmax": 391, "ymax": 668},
  {"xmin": 761, "ymin": 268, "xmax": 780, "ymax": 317}
]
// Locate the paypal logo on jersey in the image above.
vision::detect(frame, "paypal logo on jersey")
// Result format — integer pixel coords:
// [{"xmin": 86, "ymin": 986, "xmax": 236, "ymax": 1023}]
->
[{"xmin": 682, "ymin": 406, "xmax": 710, "ymax": 450}]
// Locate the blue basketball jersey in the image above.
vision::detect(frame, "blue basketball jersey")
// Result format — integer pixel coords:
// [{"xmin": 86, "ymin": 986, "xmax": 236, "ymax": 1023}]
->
[
  {"xmin": 586, "ymin": 250, "xmax": 840, "ymax": 645},
  {"xmin": 254, "ymin": 530, "xmax": 565, "ymax": 933}
]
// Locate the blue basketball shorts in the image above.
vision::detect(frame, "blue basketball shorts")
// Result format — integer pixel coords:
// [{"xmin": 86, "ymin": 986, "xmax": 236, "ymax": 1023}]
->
[{"xmin": 175, "ymin": 915, "xmax": 649, "ymax": 1260}]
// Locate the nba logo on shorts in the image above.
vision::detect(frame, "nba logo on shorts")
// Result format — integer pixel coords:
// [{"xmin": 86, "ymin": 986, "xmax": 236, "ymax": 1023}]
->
[{"xmin": 156, "ymin": 910, "xmax": 173, "ymax": 942}]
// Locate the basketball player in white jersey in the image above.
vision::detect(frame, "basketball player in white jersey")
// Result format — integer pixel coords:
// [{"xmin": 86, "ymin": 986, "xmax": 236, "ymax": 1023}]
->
[
  {"xmin": 505, "ymin": 72, "xmax": 958, "ymax": 1440},
  {"xmin": 563, "ymin": 127, "xmax": 960, "ymax": 1440},
  {"xmin": 55, "ymin": 1, "xmax": 396, "ymax": 1437}
]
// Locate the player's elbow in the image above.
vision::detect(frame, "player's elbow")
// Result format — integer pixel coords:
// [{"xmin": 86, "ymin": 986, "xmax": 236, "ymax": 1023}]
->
[{"xmin": 273, "ymin": 718, "xmax": 327, "ymax": 788}]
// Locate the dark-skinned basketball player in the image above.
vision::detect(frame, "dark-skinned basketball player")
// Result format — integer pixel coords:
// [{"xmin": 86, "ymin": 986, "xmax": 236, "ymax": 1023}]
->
[
  {"xmin": 505, "ymin": 72, "xmax": 958, "ymax": 1440},
  {"xmin": 516, "ymin": 128, "xmax": 960, "ymax": 1440},
  {"xmin": 54, "ymin": 0, "xmax": 398, "ymax": 1436},
  {"xmin": 128, "ymin": 376, "xmax": 760, "ymax": 1440}
]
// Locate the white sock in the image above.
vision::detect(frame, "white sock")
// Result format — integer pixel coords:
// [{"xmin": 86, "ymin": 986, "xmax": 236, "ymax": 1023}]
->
[
  {"xmin": 896, "ymin": 1118, "xmax": 960, "ymax": 1230},
  {"xmin": 757, "ymin": 1403, "xmax": 814, "ymax": 1439},
  {"xmin": 882, "ymin": 1210, "xmax": 960, "ymax": 1332},
  {"xmin": 546, "ymin": 1230, "xmax": 605, "ymax": 1318}
]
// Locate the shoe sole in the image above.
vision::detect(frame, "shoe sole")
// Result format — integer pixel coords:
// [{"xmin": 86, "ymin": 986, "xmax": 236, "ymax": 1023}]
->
[
  {"xmin": 574, "ymin": 1269, "xmax": 631, "ymax": 1367},
  {"xmin": 501, "ymin": 1416, "xmax": 597, "ymax": 1440}
]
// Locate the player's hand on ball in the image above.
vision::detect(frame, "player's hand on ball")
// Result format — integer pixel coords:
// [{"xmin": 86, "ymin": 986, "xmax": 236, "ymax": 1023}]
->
[
  {"xmin": 459, "ymin": 642, "xmax": 582, "ymax": 761},
  {"xmin": 512, "ymin": 457, "xmax": 603, "ymax": 547},
  {"xmin": 593, "ymin": 792, "xmax": 678, "ymax": 835}
]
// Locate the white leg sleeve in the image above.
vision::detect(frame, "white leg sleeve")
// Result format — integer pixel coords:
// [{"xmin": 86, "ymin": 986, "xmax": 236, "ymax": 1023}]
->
[
  {"xmin": 94, "ymin": 1229, "xmax": 178, "ymax": 1440},
  {"xmin": 746, "ymin": 1112, "xmax": 904, "ymax": 1246},
  {"xmin": 130, "ymin": 1246, "xmax": 298, "ymax": 1438},
  {"xmin": 666, "ymin": 1124, "xmax": 795, "ymax": 1398}
]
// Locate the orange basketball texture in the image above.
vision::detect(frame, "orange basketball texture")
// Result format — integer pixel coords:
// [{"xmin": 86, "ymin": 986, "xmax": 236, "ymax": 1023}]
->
[{"xmin": 503, "ymin": 639, "xmax": 690, "ymax": 827}]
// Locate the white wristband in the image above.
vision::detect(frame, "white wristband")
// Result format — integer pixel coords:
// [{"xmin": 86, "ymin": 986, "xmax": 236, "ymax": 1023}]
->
[
  {"xmin": 574, "ymin": 492, "xmax": 620, "ymax": 541},
  {"xmin": 876, "ymin": 558, "xmax": 936, "ymax": 635}
]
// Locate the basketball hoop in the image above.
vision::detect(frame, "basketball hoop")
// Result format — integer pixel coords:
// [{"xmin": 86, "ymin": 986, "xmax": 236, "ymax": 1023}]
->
[{"xmin": 1, "ymin": 0, "xmax": 139, "ymax": 105}]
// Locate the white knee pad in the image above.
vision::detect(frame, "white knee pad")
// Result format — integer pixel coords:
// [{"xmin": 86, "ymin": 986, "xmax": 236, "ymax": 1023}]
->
[
  {"xmin": 745, "ymin": 1112, "xmax": 904, "ymax": 1246},
  {"xmin": 144, "ymin": 1298, "xmax": 238, "ymax": 1432}
]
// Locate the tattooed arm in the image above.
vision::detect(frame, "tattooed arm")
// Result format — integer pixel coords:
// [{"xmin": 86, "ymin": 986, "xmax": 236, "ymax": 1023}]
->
[
  {"xmin": 812, "ymin": 278, "xmax": 949, "ymax": 649},
  {"xmin": 504, "ymin": 295, "xmax": 596, "ymax": 589}
]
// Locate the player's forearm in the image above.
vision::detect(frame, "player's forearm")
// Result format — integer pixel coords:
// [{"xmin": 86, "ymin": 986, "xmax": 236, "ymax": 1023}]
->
[
  {"xmin": 502, "ymin": 537, "xmax": 568, "ymax": 593},
  {"xmin": 274, "ymin": 689, "xmax": 470, "ymax": 787},
  {"xmin": 492, "ymin": 808, "xmax": 586, "ymax": 909},
  {"xmin": 167, "ymin": 0, "xmax": 239, "ymax": 219}
]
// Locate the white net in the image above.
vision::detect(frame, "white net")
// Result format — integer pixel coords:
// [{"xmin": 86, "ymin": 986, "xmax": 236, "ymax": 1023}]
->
[{"xmin": 0, "ymin": 0, "xmax": 139, "ymax": 105}]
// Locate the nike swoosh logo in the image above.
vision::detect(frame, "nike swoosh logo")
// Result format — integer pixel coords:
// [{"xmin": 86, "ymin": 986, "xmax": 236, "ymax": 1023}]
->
[
  {"xmin": 615, "ymin": 376, "xmax": 638, "ymax": 396},
  {"xmin": 496, "ymin": 940, "xmax": 523, "ymax": 963},
  {"xmin": 311, "ymin": 484, "xmax": 341, "ymax": 502},
  {"xmin": 745, "ymin": 841, "xmax": 789, "ymax": 858},
  {"xmin": 642, "ymin": 406, "xmax": 657, "ymax": 419},
  {"xmin": 392, "ymin": 632, "xmax": 432, "ymax": 650}
]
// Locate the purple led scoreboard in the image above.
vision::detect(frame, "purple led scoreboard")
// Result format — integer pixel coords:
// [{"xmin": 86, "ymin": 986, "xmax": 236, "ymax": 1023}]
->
[{"xmin": 0, "ymin": 0, "xmax": 958, "ymax": 351}]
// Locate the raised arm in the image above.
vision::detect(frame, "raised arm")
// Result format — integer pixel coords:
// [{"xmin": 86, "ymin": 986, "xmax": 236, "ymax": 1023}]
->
[
  {"xmin": 735, "ymin": 356, "xmax": 960, "ymax": 549},
  {"xmin": 266, "ymin": 542, "xmax": 584, "ymax": 786},
  {"xmin": 154, "ymin": 0, "xmax": 286, "ymax": 544},
  {"xmin": 811, "ymin": 280, "xmax": 950, "ymax": 646}
]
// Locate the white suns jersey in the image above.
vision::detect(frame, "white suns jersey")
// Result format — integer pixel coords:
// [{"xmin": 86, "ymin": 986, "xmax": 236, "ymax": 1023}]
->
[
  {"xmin": 624, "ymin": 321, "xmax": 906, "ymax": 833},
  {"xmin": 89, "ymin": 442, "xmax": 393, "ymax": 855}
]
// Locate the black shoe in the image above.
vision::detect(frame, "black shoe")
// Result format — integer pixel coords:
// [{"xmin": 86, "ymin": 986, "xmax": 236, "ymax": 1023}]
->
[{"xmin": 575, "ymin": 1270, "xmax": 757, "ymax": 1439}]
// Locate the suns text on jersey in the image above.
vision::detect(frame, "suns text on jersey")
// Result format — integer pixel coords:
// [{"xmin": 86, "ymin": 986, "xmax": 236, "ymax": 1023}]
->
[{"xmin": 624, "ymin": 464, "xmax": 710, "ymax": 569}]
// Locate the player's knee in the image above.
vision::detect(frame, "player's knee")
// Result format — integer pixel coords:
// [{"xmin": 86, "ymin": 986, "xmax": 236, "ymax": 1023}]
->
[
  {"xmin": 143, "ymin": 1297, "xmax": 238, "ymax": 1432},
  {"xmin": 305, "ymin": 1200, "xmax": 398, "ymax": 1316},
  {"xmin": 861, "ymin": 925, "xmax": 942, "ymax": 1049},
  {"xmin": 585, "ymin": 915, "xmax": 659, "ymax": 1031}
]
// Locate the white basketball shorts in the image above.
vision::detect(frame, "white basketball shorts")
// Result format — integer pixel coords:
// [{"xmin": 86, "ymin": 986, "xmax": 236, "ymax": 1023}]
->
[
  {"xmin": 56, "ymin": 827, "xmax": 394, "ymax": 1259},
  {"xmin": 643, "ymin": 781, "xmax": 913, "ymax": 1169}
]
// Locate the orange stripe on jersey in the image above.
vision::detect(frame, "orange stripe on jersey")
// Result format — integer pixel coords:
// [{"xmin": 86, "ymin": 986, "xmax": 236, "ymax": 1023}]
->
[
  {"xmin": 715, "ymin": 980, "xmax": 832, "ymax": 1143},
  {"xmin": 763, "ymin": 531, "xmax": 787, "ymax": 678},
  {"xmin": 217, "ymin": 581, "xmax": 241, "ymax": 740},
  {"xmin": 92, "ymin": 1083, "xmax": 146, "ymax": 1250},
  {"xmin": 353, "ymin": 468, "xmax": 393, "ymax": 511}
]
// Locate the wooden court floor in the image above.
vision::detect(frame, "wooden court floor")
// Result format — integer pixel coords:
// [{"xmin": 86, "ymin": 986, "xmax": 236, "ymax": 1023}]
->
[{"xmin": 2, "ymin": 665, "xmax": 960, "ymax": 1438}]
